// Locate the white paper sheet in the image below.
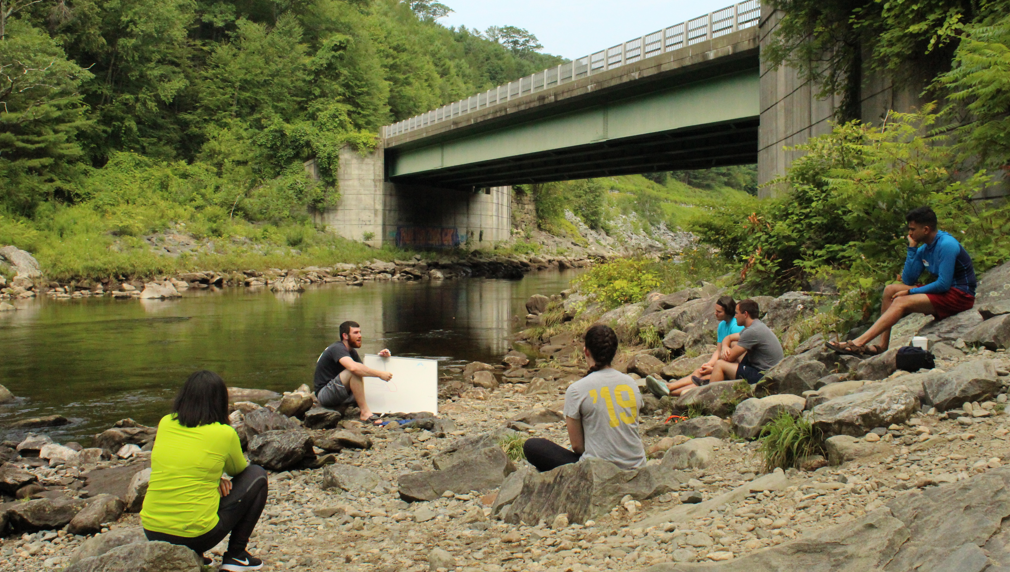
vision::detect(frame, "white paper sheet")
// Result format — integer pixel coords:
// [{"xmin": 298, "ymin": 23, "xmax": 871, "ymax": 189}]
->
[{"xmin": 362, "ymin": 355, "xmax": 439, "ymax": 415}]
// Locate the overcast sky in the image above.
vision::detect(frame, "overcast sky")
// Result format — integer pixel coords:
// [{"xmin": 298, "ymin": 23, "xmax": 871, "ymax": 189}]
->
[{"xmin": 440, "ymin": 0, "xmax": 741, "ymax": 60}]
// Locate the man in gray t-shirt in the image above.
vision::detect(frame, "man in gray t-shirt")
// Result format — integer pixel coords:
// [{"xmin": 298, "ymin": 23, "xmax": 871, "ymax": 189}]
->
[
  {"xmin": 563, "ymin": 368, "xmax": 646, "ymax": 470},
  {"xmin": 704, "ymin": 299, "xmax": 784, "ymax": 385}
]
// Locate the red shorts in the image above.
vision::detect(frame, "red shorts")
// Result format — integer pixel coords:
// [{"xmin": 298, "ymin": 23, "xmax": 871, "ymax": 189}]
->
[{"xmin": 925, "ymin": 288, "xmax": 975, "ymax": 320}]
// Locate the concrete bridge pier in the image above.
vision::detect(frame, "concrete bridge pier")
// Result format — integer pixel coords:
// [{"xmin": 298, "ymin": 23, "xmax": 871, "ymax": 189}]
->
[{"xmin": 314, "ymin": 144, "xmax": 512, "ymax": 249}]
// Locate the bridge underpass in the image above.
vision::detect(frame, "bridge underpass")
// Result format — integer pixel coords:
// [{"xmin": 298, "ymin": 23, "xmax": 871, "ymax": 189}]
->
[{"xmin": 317, "ymin": 0, "xmax": 873, "ymax": 247}]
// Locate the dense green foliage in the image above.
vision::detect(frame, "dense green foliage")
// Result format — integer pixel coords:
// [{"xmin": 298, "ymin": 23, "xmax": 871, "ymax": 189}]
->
[
  {"xmin": 763, "ymin": 0, "xmax": 1005, "ymax": 119},
  {"xmin": 0, "ymin": 0, "xmax": 564, "ymax": 279}
]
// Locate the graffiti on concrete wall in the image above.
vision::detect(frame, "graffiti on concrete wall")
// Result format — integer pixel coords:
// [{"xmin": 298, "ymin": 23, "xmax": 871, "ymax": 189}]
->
[{"xmin": 395, "ymin": 226, "xmax": 461, "ymax": 249}]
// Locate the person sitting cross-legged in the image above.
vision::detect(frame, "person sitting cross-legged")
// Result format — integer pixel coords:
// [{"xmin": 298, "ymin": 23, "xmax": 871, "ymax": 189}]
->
[
  {"xmin": 827, "ymin": 206, "xmax": 977, "ymax": 357},
  {"xmin": 648, "ymin": 299, "xmax": 783, "ymax": 397},
  {"xmin": 523, "ymin": 324, "xmax": 646, "ymax": 473}
]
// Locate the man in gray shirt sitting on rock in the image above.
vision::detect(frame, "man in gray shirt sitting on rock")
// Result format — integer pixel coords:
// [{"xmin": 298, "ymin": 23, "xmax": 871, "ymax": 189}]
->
[{"xmin": 707, "ymin": 298, "xmax": 784, "ymax": 385}]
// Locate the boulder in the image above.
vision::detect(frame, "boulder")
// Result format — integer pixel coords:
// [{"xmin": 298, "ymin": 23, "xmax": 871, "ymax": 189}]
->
[
  {"xmin": 637, "ymin": 308, "xmax": 680, "ymax": 336},
  {"xmin": 9, "ymin": 414, "xmax": 69, "ymax": 429},
  {"xmin": 124, "ymin": 468, "xmax": 151, "ymax": 512},
  {"xmin": 321, "ymin": 464, "xmax": 381, "ymax": 492},
  {"xmin": 628, "ymin": 354, "xmax": 665, "ymax": 377},
  {"xmin": 662, "ymin": 329, "xmax": 689, "ymax": 352},
  {"xmin": 502, "ymin": 351, "xmax": 530, "ymax": 369},
  {"xmin": 314, "ymin": 429, "xmax": 372, "ymax": 451},
  {"xmin": 599, "ymin": 303, "xmax": 647, "ymax": 332},
  {"xmin": 433, "ymin": 431, "xmax": 514, "ymax": 470},
  {"xmin": 242, "ymin": 407, "xmax": 300, "ymax": 437},
  {"xmin": 398, "ymin": 446, "xmax": 515, "ymax": 502},
  {"xmin": 642, "ymin": 465, "xmax": 1010, "ymax": 572},
  {"xmin": 65, "ymin": 540, "xmax": 202, "ymax": 572},
  {"xmin": 69, "ymin": 528, "xmax": 146, "ymax": 565},
  {"xmin": 674, "ymin": 380, "xmax": 753, "ymax": 418},
  {"xmin": 661, "ymin": 355, "xmax": 710, "ymax": 380},
  {"xmin": 513, "ymin": 408, "xmax": 563, "ymax": 425},
  {"xmin": 0, "ymin": 245, "xmax": 42, "ymax": 278},
  {"xmin": 803, "ymin": 380, "xmax": 868, "ymax": 410},
  {"xmin": 916, "ymin": 310, "xmax": 984, "ymax": 345},
  {"xmin": 525, "ymin": 294, "xmax": 550, "ymax": 315},
  {"xmin": 92, "ymin": 424, "xmax": 157, "ymax": 453},
  {"xmin": 964, "ymin": 314, "xmax": 1010, "ymax": 351},
  {"xmin": 824, "ymin": 435, "xmax": 895, "ymax": 465},
  {"xmin": 731, "ymin": 395, "xmax": 807, "ymax": 439},
  {"xmin": 227, "ymin": 387, "xmax": 281, "ymax": 403},
  {"xmin": 277, "ymin": 392, "xmax": 314, "ymax": 418},
  {"xmin": 661, "ymin": 437, "xmax": 723, "ymax": 470},
  {"xmin": 762, "ymin": 355, "xmax": 829, "ymax": 396},
  {"xmin": 811, "ymin": 385, "xmax": 919, "ymax": 436},
  {"xmin": 462, "ymin": 362, "xmax": 495, "ymax": 382},
  {"xmin": 762, "ymin": 292, "xmax": 816, "ymax": 332},
  {"xmin": 40, "ymin": 443, "xmax": 81, "ymax": 467},
  {"xmin": 16, "ymin": 433, "xmax": 53, "ymax": 456},
  {"xmin": 0, "ymin": 384, "xmax": 13, "ymax": 404},
  {"xmin": 270, "ymin": 275, "xmax": 304, "ymax": 293},
  {"xmin": 248, "ymin": 430, "xmax": 314, "ymax": 471},
  {"xmin": 527, "ymin": 377, "xmax": 555, "ymax": 395},
  {"xmin": 503, "ymin": 458, "xmax": 686, "ymax": 525},
  {"xmin": 67, "ymin": 494, "xmax": 126, "ymax": 536},
  {"xmin": 667, "ymin": 416, "xmax": 731, "ymax": 439},
  {"xmin": 303, "ymin": 407, "xmax": 343, "ymax": 429},
  {"xmin": 471, "ymin": 370, "xmax": 499, "ymax": 390},
  {"xmin": 0, "ymin": 463, "xmax": 37, "ymax": 495},
  {"xmin": 657, "ymin": 288, "xmax": 705, "ymax": 310},
  {"xmin": 976, "ymin": 260, "xmax": 1010, "ymax": 319},
  {"xmin": 923, "ymin": 359, "xmax": 1000, "ymax": 412},
  {"xmin": 139, "ymin": 281, "xmax": 181, "ymax": 299},
  {"xmin": 7, "ymin": 497, "xmax": 87, "ymax": 532},
  {"xmin": 849, "ymin": 347, "xmax": 899, "ymax": 381}
]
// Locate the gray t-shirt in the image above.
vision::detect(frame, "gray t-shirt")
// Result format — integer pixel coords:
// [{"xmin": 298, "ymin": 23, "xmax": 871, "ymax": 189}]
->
[
  {"xmin": 737, "ymin": 319, "xmax": 784, "ymax": 372},
  {"xmin": 564, "ymin": 368, "xmax": 646, "ymax": 470}
]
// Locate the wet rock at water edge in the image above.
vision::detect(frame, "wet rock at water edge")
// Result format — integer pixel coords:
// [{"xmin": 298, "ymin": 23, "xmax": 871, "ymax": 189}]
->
[{"xmin": 10, "ymin": 415, "xmax": 70, "ymax": 429}]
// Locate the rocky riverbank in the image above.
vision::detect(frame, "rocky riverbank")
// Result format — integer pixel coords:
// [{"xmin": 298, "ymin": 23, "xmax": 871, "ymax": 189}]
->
[
  {"xmin": 3, "ymin": 261, "xmax": 1010, "ymax": 571},
  {"xmin": 0, "ymin": 245, "xmax": 595, "ymax": 304}
]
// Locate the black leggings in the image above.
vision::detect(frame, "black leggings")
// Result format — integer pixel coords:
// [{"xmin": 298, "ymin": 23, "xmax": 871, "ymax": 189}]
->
[
  {"xmin": 523, "ymin": 438, "xmax": 582, "ymax": 472},
  {"xmin": 145, "ymin": 465, "xmax": 268, "ymax": 555}
]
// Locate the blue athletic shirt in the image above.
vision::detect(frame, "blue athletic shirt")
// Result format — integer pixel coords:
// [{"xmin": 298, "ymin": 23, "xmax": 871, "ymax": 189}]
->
[
  {"xmin": 717, "ymin": 317, "xmax": 745, "ymax": 343},
  {"xmin": 902, "ymin": 230, "xmax": 977, "ymax": 296}
]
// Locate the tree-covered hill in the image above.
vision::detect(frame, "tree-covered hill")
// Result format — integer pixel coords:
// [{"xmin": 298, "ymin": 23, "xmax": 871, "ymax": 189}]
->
[{"xmin": 2, "ymin": 0, "xmax": 562, "ymax": 218}]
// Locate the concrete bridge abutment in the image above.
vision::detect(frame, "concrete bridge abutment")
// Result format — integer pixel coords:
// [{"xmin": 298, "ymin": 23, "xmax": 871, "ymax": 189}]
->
[{"xmin": 314, "ymin": 144, "xmax": 512, "ymax": 249}]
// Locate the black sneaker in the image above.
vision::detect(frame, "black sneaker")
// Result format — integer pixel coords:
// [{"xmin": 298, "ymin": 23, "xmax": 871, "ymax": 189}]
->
[{"xmin": 220, "ymin": 550, "xmax": 264, "ymax": 571}]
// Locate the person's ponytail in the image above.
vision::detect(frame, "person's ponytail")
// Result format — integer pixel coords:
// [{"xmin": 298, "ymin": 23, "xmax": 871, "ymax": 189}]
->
[{"xmin": 584, "ymin": 324, "xmax": 618, "ymax": 374}]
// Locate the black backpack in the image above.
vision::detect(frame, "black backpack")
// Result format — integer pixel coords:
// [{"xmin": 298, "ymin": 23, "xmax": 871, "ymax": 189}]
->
[{"xmin": 896, "ymin": 345, "xmax": 935, "ymax": 373}]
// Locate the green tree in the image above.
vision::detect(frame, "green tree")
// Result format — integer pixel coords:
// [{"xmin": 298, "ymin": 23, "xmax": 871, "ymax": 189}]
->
[
  {"xmin": 484, "ymin": 25, "xmax": 543, "ymax": 56},
  {"xmin": 0, "ymin": 18, "xmax": 92, "ymax": 215}
]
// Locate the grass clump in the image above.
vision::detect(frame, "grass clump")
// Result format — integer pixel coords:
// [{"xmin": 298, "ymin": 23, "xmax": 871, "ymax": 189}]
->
[
  {"xmin": 636, "ymin": 326, "xmax": 662, "ymax": 349},
  {"xmin": 757, "ymin": 412, "xmax": 825, "ymax": 471},
  {"xmin": 498, "ymin": 433, "xmax": 528, "ymax": 462}
]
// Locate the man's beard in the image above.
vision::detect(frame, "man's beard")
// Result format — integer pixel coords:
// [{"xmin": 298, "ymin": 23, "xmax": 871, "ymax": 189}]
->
[{"xmin": 351, "ymin": 338, "xmax": 363, "ymax": 348}]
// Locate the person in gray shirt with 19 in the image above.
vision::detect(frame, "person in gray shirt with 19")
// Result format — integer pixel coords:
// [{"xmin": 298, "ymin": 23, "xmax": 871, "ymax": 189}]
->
[{"xmin": 523, "ymin": 324, "xmax": 646, "ymax": 472}]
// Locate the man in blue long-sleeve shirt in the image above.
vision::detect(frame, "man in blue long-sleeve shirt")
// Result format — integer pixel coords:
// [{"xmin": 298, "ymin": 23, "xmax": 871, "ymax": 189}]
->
[{"xmin": 828, "ymin": 206, "xmax": 977, "ymax": 356}]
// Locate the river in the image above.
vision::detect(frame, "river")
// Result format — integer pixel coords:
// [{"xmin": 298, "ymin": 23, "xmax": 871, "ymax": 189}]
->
[{"xmin": 0, "ymin": 269, "xmax": 584, "ymax": 443}]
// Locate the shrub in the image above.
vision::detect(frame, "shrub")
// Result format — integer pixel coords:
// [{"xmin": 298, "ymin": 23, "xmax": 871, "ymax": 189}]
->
[
  {"xmin": 498, "ymin": 433, "xmax": 527, "ymax": 462},
  {"xmin": 574, "ymin": 258, "xmax": 661, "ymax": 309},
  {"xmin": 757, "ymin": 412, "xmax": 825, "ymax": 471}
]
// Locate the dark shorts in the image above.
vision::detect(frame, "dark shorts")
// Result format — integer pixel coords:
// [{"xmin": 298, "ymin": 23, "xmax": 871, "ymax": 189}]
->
[
  {"xmin": 316, "ymin": 372, "xmax": 357, "ymax": 409},
  {"xmin": 735, "ymin": 359, "xmax": 764, "ymax": 385},
  {"xmin": 926, "ymin": 288, "xmax": 975, "ymax": 320}
]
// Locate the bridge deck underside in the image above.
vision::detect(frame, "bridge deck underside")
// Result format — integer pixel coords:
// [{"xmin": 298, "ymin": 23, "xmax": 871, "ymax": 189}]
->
[{"xmin": 389, "ymin": 119, "xmax": 758, "ymax": 188}]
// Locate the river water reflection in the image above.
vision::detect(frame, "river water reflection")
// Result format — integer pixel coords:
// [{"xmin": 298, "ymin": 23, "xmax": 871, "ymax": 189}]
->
[{"xmin": 0, "ymin": 269, "xmax": 584, "ymax": 442}]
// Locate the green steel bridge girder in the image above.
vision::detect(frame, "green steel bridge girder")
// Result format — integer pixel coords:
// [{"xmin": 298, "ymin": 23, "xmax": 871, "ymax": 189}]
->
[{"xmin": 386, "ymin": 69, "xmax": 759, "ymax": 188}]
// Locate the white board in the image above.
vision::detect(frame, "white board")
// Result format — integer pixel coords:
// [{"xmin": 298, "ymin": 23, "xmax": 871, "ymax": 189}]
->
[{"xmin": 362, "ymin": 355, "xmax": 439, "ymax": 415}]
